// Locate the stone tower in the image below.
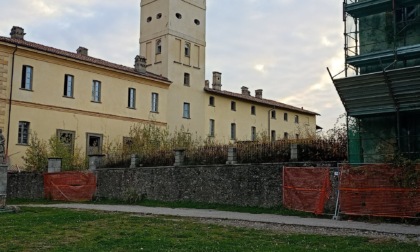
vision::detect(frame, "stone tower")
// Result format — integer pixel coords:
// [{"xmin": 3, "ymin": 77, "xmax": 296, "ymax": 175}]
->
[{"xmin": 140, "ymin": 0, "xmax": 206, "ymax": 135}]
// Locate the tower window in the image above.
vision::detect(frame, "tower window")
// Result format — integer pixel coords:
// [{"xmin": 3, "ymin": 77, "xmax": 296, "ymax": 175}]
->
[
  {"xmin": 271, "ymin": 130, "xmax": 276, "ymax": 141},
  {"xmin": 284, "ymin": 113, "xmax": 288, "ymax": 121},
  {"xmin": 147, "ymin": 17, "xmax": 152, "ymax": 22},
  {"xmin": 183, "ymin": 102, "xmax": 190, "ymax": 119},
  {"xmin": 209, "ymin": 119, "xmax": 215, "ymax": 137},
  {"xmin": 231, "ymin": 101, "xmax": 236, "ymax": 111},
  {"xmin": 156, "ymin": 13, "xmax": 162, "ymax": 19},
  {"xmin": 185, "ymin": 43, "xmax": 191, "ymax": 57},
  {"xmin": 231, "ymin": 123, "xmax": 236, "ymax": 140},
  {"xmin": 184, "ymin": 73, "xmax": 190, "ymax": 86},
  {"xmin": 251, "ymin": 106, "xmax": 256, "ymax": 115},
  {"xmin": 92, "ymin": 80, "xmax": 101, "ymax": 102},
  {"xmin": 176, "ymin": 13, "xmax": 182, "ymax": 19},
  {"xmin": 63, "ymin": 74, "xmax": 74, "ymax": 98},
  {"xmin": 251, "ymin": 127, "xmax": 257, "ymax": 141},
  {"xmin": 194, "ymin": 19, "xmax": 200, "ymax": 25},
  {"xmin": 151, "ymin": 93, "xmax": 159, "ymax": 112},
  {"xmin": 18, "ymin": 121, "xmax": 30, "ymax": 145},
  {"xmin": 21, "ymin": 65, "xmax": 33, "ymax": 90},
  {"xmin": 271, "ymin": 110, "xmax": 276, "ymax": 119},
  {"xmin": 209, "ymin": 96, "xmax": 215, "ymax": 106},
  {"xmin": 128, "ymin": 88, "xmax": 136, "ymax": 109},
  {"xmin": 156, "ymin": 40, "xmax": 162, "ymax": 54},
  {"xmin": 294, "ymin": 115, "xmax": 299, "ymax": 124}
]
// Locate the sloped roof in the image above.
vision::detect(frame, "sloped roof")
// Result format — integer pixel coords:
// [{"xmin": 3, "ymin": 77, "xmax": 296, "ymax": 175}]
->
[
  {"xmin": 204, "ymin": 87, "xmax": 320, "ymax": 116},
  {"xmin": 0, "ymin": 36, "xmax": 171, "ymax": 84}
]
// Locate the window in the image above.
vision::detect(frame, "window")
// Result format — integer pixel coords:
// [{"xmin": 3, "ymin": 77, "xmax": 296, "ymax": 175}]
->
[
  {"xmin": 271, "ymin": 130, "xmax": 276, "ymax": 141},
  {"xmin": 156, "ymin": 40, "xmax": 162, "ymax": 54},
  {"xmin": 57, "ymin": 129, "xmax": 75, "ymax": 153},
  {"xmin": 284, "ymin": 132, "xmax": 289, "ymax": 140},
  {"xmin": 183, "ymin": 102, "xmax": 190, "ymax": 119},
  {"xmin": 231, "ymin": 123, "xmax": 236, "ymax": 140},
  {"xmin": 295, "ymin": 134, "xmax": 299, "ymax": 140},
  {"xmin": 176, "ymin": 13, "xmax": 182, "ymax": 19},
  {"xmin": 147, "ymin": 16, "xmax": 152, "ymax": 22},
  {"xmin": 294, "ymin": 115, "xmax": 299, "ymax": 124},
  {"xmin": 251, "ymin": 127, "xmax": 257, "ymax": 141},
  {"xmin": 128, "ymin": 88, "xmax": 136, "ymax": 108},
  {"xmin": 63, "ymin": 74, "xmax": 74, "ymax": 98},
  {"xmin": 21, "ymin": 65, "xmax": 33, "ymax": 90},
  {"xmin": 185, "ymin": 43, "xmax": 191, "ymax": 57},
  {"xmin": 151, "ymin": 92, "xmax": 159, "ymax": 112},
  {"xmin": 209, "ymin": 96, "xmax": 215, "ymax": 106},
  {"xmin": 86, "ymin": 133, "xmax": 103, "ymax": 155},
  {"xmin": 194, "ymin": 19, "xmax": 200, "ymax": 25},
  {"xmin": 209, "ymin": 119, "xmax": 215, "ymax": 137},
  {"xmin": 184, "ymin": 73, "xmax": 190, "ymax": 86},
  {"xmin": 284, "ymin": 113, "xmax": 288, "ymax": 121},
  {"xmin": 251, "ymin": 106, "xmax": 256, "ymax": 115},
  {"xmin": 271, "ymin": 110, "xmax": 276, "ymax": 119},
  {"xmin": 231, "ymin": 101, "xmax": 236, "ymax": 111},
  {"xmin": 92, "ymin": 80, "xmax": 101, "ymax": 102},
  {"xmin": 396, "ymin": 6, "xmax": 417, "ymax": 23},
  {"xmin": 156, "ymin": 13, "xmax": 162, "ymax": 19},
  {"xmin": 18, "ymin": 121, "xmax": 30, "ymax": 145}
]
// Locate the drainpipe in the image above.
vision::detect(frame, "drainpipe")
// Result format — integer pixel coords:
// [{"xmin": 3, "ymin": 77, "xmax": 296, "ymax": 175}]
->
[{"xmin": 6, "ymin": 45, "xmax": 18, "ymax": 156}]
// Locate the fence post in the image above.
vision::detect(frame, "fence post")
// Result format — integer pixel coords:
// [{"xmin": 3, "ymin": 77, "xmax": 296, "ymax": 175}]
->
[
  {"xmin": 226, "ymin": 147, "xmax": 237, "ymax": 165},
  {"xmin": 174, "ymin": 148, "xmax": 186, "ymax": 167},
  {"xmin": 130, "ymin": 154, "xmax": 139, "ymax": 168},
  {"xmin": 0, "ymin": 164, "xmax": 7, "ymax": 208},
  {"xmin": 88, "ymin": 154, "xmax": 105, "ymax": 171},
  {"xmin": 290, "ymin": 144, "xmax": 298, "ymax": 161},
  {"xmin": 48, "ymin": 158, "xmax": 62, "ymax": 173}
]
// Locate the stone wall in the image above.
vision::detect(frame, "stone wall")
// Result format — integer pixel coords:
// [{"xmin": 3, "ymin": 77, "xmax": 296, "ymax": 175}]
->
[
  {"xmin": 7, "ymin": 172, "xmax": 44, "ymax": 199},
  {"xmin": 96, "ymin": 164, "xmax": 283, "ymax": 208}
]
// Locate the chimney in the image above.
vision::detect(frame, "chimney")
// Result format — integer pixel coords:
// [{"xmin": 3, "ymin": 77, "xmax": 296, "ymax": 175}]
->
[
  {"xmin": 212, "ymin": 71, "xmax": 222, "ymax": 91},
  {"xmin": 77, "ymin": 47, "xmax": 88, "ymax": 56},
  {"xmin": 10, "ymin": 26, "xmax": 25, "ymax": 40},
  {"xmin": 241, "ymin": 86, "xmax": 250, "ymax": 96},
  {"xmin": 134, "ymin": 55, "xmax": 147, "ymax": 73},
  {"xmin": 205, "ymin": 80, "xmax": 210, "ymax": 88},
  {"xmin": 255, "ymin": 89, "xmax": 263, "ymax": 99}
]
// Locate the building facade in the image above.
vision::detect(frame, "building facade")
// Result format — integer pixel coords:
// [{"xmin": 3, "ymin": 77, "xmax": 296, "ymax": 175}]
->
[
  {"xmin": 0, "ymin": 0, "xmax": 318, "ymax": 166},
  {"xmin": 332, "ymin": 0, "xmax": 420, "ymax": 163}
]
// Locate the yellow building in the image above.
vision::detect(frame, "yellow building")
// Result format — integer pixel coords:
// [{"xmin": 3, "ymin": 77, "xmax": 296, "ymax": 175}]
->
[{"xmin": 0, "ymin": 0, "xmax": 319, "ymax": 166}]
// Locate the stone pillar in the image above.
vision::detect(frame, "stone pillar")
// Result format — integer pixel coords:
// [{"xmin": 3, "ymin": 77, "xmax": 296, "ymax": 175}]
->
[
  {"xmin": 174, "ymin": 149, "xmax": 186, "ymax": 167},
  {"xmin": 48, "ymin": 158, "xmax": 62, "ymax": 173},
  {"xmin": 290, "ymin": 144, "xmax": 298, "ymax": 161},
  {"xmin": 88, "ymin": 155, "xmax": 105, "ymax": 171},
  {"xmin": 226, "ymin": 147, "xmax": 237, "ymax": 165},
  {"xmin": 130, "ymin": 154, "xmax": 139, "ymax": 168},
  {"xmin": 0, "ymin": 164, "xmax": 7, "ymax": 208}
]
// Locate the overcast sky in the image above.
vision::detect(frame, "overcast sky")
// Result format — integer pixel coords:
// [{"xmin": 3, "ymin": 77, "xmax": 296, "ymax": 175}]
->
[{"xmin": 0, "ymin": 0, "xmax": 346, "ymax": 130}]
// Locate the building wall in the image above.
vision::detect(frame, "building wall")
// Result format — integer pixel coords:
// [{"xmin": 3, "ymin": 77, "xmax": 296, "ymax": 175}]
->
[
  {"xmin": 205, "ymin": 93, "xmax": 317, "ymax": 142},
  {"xmin": 0, "ymin": 43, "xmax": 170, "ymax": 166}
]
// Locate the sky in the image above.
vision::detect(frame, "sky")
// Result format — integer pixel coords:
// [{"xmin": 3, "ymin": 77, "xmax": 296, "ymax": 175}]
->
[{"xmin": 0, "ymin": 0, "xmax": 346, "ymax": 130}]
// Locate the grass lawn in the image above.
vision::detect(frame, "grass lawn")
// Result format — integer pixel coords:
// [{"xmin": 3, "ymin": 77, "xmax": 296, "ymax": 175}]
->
[{"xmin": 0, "ymin": 207, "xmax": 418, "ymax": 251}]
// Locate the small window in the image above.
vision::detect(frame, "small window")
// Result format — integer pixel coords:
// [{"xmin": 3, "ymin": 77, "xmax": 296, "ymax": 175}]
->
[
  {"xmin": 92, "ymin": 80, "xmax": 101, "ymax": 102},
  {"xmin": 183, "ymin": 102, "xmax": 190, "ymax": 119},
  {"xmin": 209, "ymin": 119, "xmax": 215, "ymax": 137},
  {"xmin": 151, "ymin": 92, "xmax": 159, "ymax": 112},
  {"xmin": 184, "ymin": 73, "xmax": 190, "ymax": 86},
  {"xmin": 156, "ymin": 39, "xmax": 162, "ymax": 54},
  {"xmin": 21, "ymin": 65, "xmax": 33, "ymax": 90},
  {"xmin": 209, "ymin": 96, "xmax": 215, "ymax": 106},
  {"xmin": 296, "ymin": 134, "xmax": 299, "ymax": 140},
  {"xmin": 156, "ymin": 13, "xmax": 162, "ymax": 19},
  {"xmin": 271, "ymin": 110, "xmax": 276, "ymax": 119},
  {"xmin": 185, "ymin": 43, "xmax": 191, "ymax": 57},
  {"xmin": 57, "ymin": 129, "xmax": 75, "ymax": 153},
  {"xmin": 176, "ymin": 13, "xmax": 182, "ymax": 19},
  {"xmin": 128, "ymin": 88, "xmax": 136, "ymax": 108},
  {"xmin": 231, "ymin": 123, "xmax": 236, "ymax": 140},
  {"xmin": 294, "ymin": 115, "xmax": 299, "ymax": 124},
  {"xmin": 284, "ymin": 132, "xmax": 289, "ymax": 140},
  {"xmin": 284, "ymin": 113, "xmax": 288, "ymax": 121},
  {"xmin": 63, "ymin": 74, "xmax": 74, "ymax": 98},
  {"xmin": 86, "ymin": 133, "xmax": 103, "ymax": 155},
  {"xmin": 194, "ymin": 19, "xmax": 200, "ymax": 25},
  {"xmin": 251, "ymin": 106, "xmax": 256, "ymax": 115},
  {"xmin": 251, "ymin": 126, "xmax": 257, "ymax": 141},
  {"xmin": 271, "ymin": 130, "xmax": 276, "ymax": 141},
  {"xmin": 18, "ymin": 121, "xmax": 30, "ymax": 145},
  {"xmin": 229, "ymin": 101, "xmax": 236, "ymax": 111},
  {"xmin": 147, "ymin": 16, "xmax": 152, "ymax": 22}
]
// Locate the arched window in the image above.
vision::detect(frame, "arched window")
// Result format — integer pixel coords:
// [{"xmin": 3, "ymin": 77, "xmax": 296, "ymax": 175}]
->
[
  {"xmin": 185, "ymin": 42, "xmax": 190, "ymax": 57},
  {"xmin": 156, "ymin": 39, "xmax": 162, "ymax": 54}
]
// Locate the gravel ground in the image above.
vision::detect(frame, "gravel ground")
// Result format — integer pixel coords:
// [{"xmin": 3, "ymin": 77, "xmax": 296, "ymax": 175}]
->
[{"xmin": 194, "ymin": 218, "xmax": 420, "ymax": 244}]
